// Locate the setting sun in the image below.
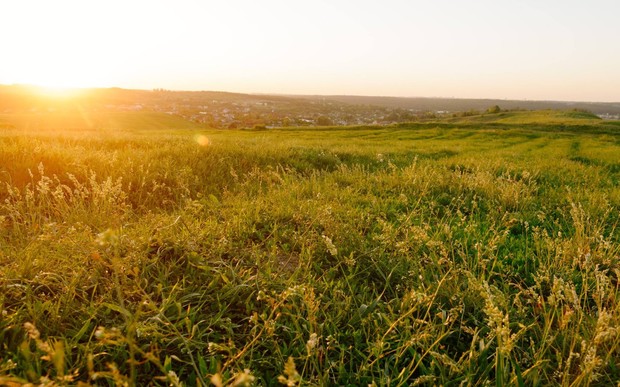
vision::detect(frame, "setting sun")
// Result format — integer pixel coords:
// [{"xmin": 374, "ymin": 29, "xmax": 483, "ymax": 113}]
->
[
  {"xmin": 32, "ymin": 86, "xmax": 84, "ymax": 99},
  {"xmin": 24, "ymin": 73, "xmax": 91, "ymax": 91}
]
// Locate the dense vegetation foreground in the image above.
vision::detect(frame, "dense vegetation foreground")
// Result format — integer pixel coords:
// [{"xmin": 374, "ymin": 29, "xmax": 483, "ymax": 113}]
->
[{"xmin": 1, "ymin": 110, "xmax": 620, "ymax": 385}]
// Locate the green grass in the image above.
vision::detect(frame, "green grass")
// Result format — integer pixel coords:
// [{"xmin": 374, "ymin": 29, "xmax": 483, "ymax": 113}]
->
[
  {"xmin": 1, "ymin": 110, "xmax": 620, "ymax": 385},
  {"xmin": 453, "ymin": 109, "xmax": 603, "ymax": 125}
]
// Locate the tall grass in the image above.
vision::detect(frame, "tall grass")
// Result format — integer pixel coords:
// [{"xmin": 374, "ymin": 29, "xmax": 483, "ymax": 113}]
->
[{"xmin": 1, "ymin": 113, "xmax": 619, "ymax": 385}]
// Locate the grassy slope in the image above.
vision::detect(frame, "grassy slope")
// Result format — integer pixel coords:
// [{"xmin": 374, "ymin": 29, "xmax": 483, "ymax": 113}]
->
[
  {"xmin": 0, "ymin": 110, "xmax": 204, "ymax": 133},
  {"xmin": 447, "ymin": 109, "xmax": 603, "ymax": 124},
  {"xmin": 1, "ymin": 110, "xmax": 619, "ymax": 385}
]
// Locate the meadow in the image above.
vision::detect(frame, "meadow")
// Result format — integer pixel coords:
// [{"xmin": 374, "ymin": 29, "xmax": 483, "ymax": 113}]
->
[{"xmin": 1, "ymin": 109, "xmax": 619, "ymax": 385}]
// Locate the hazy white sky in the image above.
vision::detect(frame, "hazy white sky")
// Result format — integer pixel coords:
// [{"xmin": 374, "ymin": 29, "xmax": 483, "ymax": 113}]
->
[{"xmin": 1, "ymin": 0, "xmax": 619, "ymax": 101}]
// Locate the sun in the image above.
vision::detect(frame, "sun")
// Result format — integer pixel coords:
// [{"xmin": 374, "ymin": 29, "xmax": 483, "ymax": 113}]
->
[
  {"xmin": 12, "ymin": 68, "xmax": 102, "ymax": 100},
  {"xmin": 25, "ymin": 70, "xmax": 94, "ymax": 93},
  {"xmin": 4, "ymin": 54, "xmax": 107, "ymax": 96},
  {"xmin": 2, "ymin": 72, "xmax": 92, "ymax": 95},
  {"xmin": 34, "ymin": 85, "xmax": 83, "ymax": 99}
]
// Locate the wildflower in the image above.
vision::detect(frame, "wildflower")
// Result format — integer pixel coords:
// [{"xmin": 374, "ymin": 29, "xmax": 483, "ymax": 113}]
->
[
  {"xmin": 594, "ymin": 309, "xmax": 618, "ymax": 346},
  {"xmin": 326, "ymin": 335, "xmax": 338, "ymax": 351},
  {"xmin": 580, "ymin": 341, "xmax": 602, "ymax": 378},
  {"xmin": 306, "ymin": 333, "xmax": 319, "ymax": 356},
  {"xmin": 24, "ymin": 322, "xmax": 41, "ymax": 340},
  {"xmin": 23, "ymin": 322, "xmax": 52, "ymax": 355},
  {"xmin": 167, "ymin": 370, "xmax": 182, "ymax": 387},
  {"xmin": 96, "ymin": 228, "xmax": 120, "ymax": 248},
  {"xmin": 232, "ymin": 369, "xmax": 255, "ymax": 386},
  {"xmin": 344, "ymin": 253, "xmax": 356, "ymax": 267},
  {"xmin": 278, "ymin": 357, "xmax": 300, "ymax": 386},
  {"xmin": 283, "ymin": 285, "xmax": 305, "ymax": 298},
  {"xmin": 479, "ymin": 282, "xmax": 516, "ymax": 357},
  {"xmin": 256, "ymin": 290, "xmax": 267, "ymax": 301},
  {"xmin": 264, "ymin": 319, "xmax": 277, "ymax": 336},
  {"xmin": 548, "ymin": 276, "xmax": 579, "ymax": 310},
  {"xmin": 94, "ymin": 326, "xmax": 106, "ymax": 339},
  {"xmin": 322, "ymin": 235, "xmax": 337, "ymax": 256},
  {"xmin": 249, "ymin": 312, "xmax": 259, "ymax": 325}
]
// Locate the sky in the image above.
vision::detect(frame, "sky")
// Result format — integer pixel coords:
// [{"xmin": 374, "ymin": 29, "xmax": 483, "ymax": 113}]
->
[{"xmin": 1, "ymin": 0, "xmax": 619, "ymax": 102}]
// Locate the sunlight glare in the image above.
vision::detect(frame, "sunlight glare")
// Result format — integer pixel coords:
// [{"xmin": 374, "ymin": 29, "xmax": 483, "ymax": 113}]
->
[
  {"xmin": 195, "ymin": 135, "xmax": 210, "ymax": 147},
  {"xmin": 35, "ymin": 85, "xmax": 82, "ymax": 99}
]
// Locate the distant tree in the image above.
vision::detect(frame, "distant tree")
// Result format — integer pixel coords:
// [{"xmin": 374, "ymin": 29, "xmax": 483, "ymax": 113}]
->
[
  {"xmin": 385, "ymin": 112, "xmax": 400, "ymax": 122},
  {"xmin": 422, "ymin": 111, "xmax": 437, "ymax": 119},
  {"xmin": 316, "ymin": 116, "xmax": 332, "ymax": 126},
  {"xmin": 486, "ymin": 105, "xmax": 501, "ymax": 114},
  {"xmin": 571, "ymin": 108, "xmax": 592, "ymax": 114},
  {"xmin": 460, "ymin": 109, "xmax": 481, "ymax": 117}
]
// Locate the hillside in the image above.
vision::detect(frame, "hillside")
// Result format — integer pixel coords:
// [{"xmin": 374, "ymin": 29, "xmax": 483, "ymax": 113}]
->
[
  {"xmin": 0, "ymin": 110, "xmax": 204, "ymax": 133},
  {"xmin": 309, "ymin": 95, "xmax": 620, "ymax": 116},
  {"xmin": 2, "ymin": 85, "xmax": 619, "ymax": 131}
]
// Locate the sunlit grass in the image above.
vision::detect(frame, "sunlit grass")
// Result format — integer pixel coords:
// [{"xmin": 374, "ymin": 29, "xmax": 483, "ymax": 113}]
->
[{"xmin": 0, "ymin": 110, "xmax": 619, "ymax": 385}]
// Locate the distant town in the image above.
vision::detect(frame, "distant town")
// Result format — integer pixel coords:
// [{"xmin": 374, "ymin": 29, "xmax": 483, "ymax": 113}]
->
[
  {"xmin": 142, "ymin": 90, "xmax": 432, "ymax": 128},
  {"xmin": 1, "ymin": 85, "xmax": 619, "ymax": 129}
]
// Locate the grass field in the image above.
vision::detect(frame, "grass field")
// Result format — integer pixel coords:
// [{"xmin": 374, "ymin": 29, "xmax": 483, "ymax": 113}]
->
[{"xmin": 1, "ymin": 109, "xmax": 620, "ymax": 385}]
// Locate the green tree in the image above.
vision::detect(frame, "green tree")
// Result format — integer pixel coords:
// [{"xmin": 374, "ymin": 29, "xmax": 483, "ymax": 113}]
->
[{"xmin": 487, "ymin": 105, "xmax": 501, "ymax": 114}]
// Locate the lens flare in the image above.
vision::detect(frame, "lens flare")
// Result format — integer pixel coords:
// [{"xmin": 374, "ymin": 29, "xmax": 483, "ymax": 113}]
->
[{"xmin": 196, "ymin": 135, "xmax": 210, "ymax": 146}]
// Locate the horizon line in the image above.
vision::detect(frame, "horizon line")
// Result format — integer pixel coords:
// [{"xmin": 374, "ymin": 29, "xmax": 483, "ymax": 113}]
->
[{"xmin": 1, "ymin": 83, "xmax": 619, "ymax": 105}]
